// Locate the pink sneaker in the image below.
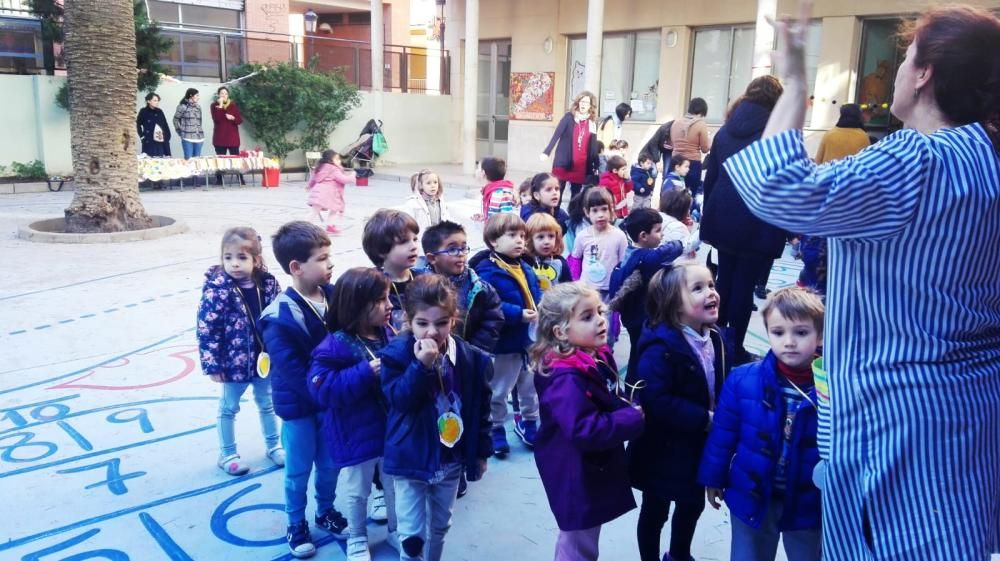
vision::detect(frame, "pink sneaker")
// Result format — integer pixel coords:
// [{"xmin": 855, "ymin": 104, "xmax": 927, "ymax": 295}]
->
[{"xmin": 325, "ymin": 225, "xmax": 341, "ymax": 235}]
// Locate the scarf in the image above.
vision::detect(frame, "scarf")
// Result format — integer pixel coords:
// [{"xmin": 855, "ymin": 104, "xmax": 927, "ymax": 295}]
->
[
  {"xmin": 218, "ymin": 99, "xmax": 231, "ymax": 110},
  {"xmin": 490, "ymin": 253, "xmax": 536, "ymax": 311},
  {"xmin": 682, "ymin": 325, "xmax": 716, "ymax": 409}
]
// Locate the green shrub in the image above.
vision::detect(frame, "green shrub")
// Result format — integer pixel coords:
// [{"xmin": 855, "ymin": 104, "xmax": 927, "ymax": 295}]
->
[
  {"xmin": 229, "ymin": 62, "xmax": 361, "ymax": 164},
  {"xmin": 8, "ymin": 160, "xmax": 48, "ymax": 180}
]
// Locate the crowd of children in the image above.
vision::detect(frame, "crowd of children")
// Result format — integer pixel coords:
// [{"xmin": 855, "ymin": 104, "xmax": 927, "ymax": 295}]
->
[{"xmin": 195, "ymin": 140, "xmax": 824, "ymax": 561}]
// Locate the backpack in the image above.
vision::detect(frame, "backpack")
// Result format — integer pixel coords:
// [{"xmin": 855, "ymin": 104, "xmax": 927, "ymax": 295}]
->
[{"xmin": 372, "ymin": 131, "xmax": 388, "ymax": 156}]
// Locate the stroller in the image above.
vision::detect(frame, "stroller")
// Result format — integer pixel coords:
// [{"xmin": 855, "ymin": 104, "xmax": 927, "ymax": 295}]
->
[{"xmin": 342, "ymin": 119, "xmax": 387, "ymax": 176}]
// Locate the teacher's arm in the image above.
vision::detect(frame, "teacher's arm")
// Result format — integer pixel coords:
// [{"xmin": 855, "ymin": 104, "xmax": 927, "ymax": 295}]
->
[
  {"xmin": 762, "ymin": 0, "xmax": 812, "ymax": 140},
  {"xmin": 541, "ymin": 113, "xmax": 571, "ymax": 158}
]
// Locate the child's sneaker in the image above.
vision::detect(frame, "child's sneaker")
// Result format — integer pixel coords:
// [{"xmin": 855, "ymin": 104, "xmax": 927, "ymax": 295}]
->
[
  {"xmin": 286, "ymin": 521, "xmax": 316, "ymax": 558},
  {"xmin": 267, "ymin": 446, "xmax": 286, "ymax": 467},
  {"xmin": 315, "ymin": 509, "xmax": 349, "ymax": 539},
  {"xmin": 491, "ymin": 427, "xmax": 510, "ymax": 458},
  {"xmin": 346, "ymin": 536, "xmax": 371, "ymax": 561},
  {"xmin": 325, "ymin": 225, "xmax": 341, "ymax": 235},
  {"xmin": 369, "ymin": 487, "xmax": 388, "ymax": 523},
  {"xmin": 513, "ymin": 418, "xmax": 538, "ymax": 447},
  {"xmin": 457, "ymin": 471, "xmax": 468, "ymax": 498},
  {"xmin": 218, "ymin": 454, "xmax": 250, "ymax": 476}
]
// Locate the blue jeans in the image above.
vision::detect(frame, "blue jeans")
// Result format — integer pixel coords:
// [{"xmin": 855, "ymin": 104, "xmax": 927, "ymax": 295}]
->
[
  {"xmin": 730, "ymin": 499, "xmax": 821, "ymax": 561},
  {"xmin": 394, "ymin": 462, "xmax": 463, "ymax": 561},
  {"xmin": 217, "ymin": 377, "xmax": 280, "ymax": 458},
  {"xmin": 181, "ymin": 139, "xmax": 203, "ymax": 159},
  {"xmin": 281, "ymin": 414, "xmax": 338, "ymax": 524}
]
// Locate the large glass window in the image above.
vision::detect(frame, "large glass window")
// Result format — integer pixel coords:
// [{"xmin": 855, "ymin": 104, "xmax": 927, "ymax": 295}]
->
[
  {"xmin": 689, "ymin": 25, "xmax": 754, "ymax": 123},
  {"xmin": 148, "ymin": 1, "xmax": 241, "ymax": 30},
  {"xmin": 0, "ymin": 17, "xmax": 43, "ymax": 74},
  {"xmin": 566, "ymin": 30, "xmax": 661, "ymax": 121},
  {"xmin": 856, "ymin": 18, "xmax": 904, "ymax": 131}
]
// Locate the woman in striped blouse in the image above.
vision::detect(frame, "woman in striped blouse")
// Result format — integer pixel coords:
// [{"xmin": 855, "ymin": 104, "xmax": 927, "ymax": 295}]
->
[{"xmin": 724, "ymin": 3, "xmax": 1000, "ymax": 560}]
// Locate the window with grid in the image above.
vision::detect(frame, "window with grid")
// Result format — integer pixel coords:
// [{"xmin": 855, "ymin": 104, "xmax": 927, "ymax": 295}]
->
[{"xmin": 566, "ymin": 30, "xmax": 661, "ymax": 121}]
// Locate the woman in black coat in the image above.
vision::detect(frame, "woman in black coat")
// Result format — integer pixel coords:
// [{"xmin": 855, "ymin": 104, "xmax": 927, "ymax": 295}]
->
[
  {"xmin": 700, "ymin": 75, "xmax": 786, "ymax": 364},
  {"xmin": 541, "ymin": 90, "xmax": 598, "ymax": 204},
  {"xmin": 638, "ymin": 119, "xmax": 674, "ymax": 171},
  {"xmin": 136, "ymin": 92, "xmax": 171, "ymax": 157}
]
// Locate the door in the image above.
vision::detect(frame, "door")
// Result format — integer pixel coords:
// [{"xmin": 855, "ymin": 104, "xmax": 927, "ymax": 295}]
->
[{"xmin": 476, "ymin": 40, "xmax": 511, "ymax": 161}]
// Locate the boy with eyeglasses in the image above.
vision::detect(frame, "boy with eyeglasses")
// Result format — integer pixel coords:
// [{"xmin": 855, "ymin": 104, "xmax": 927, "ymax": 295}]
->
[{"xmin": 422, "ymin": 221, "xmax": 504, "ymax": 356}]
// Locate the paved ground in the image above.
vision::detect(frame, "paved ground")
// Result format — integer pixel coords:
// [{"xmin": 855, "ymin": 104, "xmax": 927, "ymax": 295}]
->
[{"xmin": 0, "ymin": 176, "xmax": 799, "ymax": 561}]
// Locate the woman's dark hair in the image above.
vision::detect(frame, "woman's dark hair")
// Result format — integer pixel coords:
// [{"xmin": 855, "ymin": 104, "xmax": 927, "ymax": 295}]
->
[
  {"xmin": 183, "ymin": 88, "xmax": 199, "ymax": 101},
  {"xmin": 330, "ymin": 267, "xmax": 391, "ymax": 334},
  {"xmin": 145, "ymin": 92, "xmax": 159, "ymax": 103},
  {"xmin": 687, "ymin": 97, "xmax": 708, "ymax": 117},
  {"xmin": 319, "ymin": 149, "xmax": 339, "ymax": 165},
  {"xmin": 836, "ymin": 104, "xmax": 865, "ymax": 129},
  {"xmin": 615, "ymin": 102, "xmax": 632, "ymax": 121},
  {"xmin": 742, "ymin": 75, "xmax": 784, "ymax": 111},
  {"xmin": 217, "ymin": 86, "xmax": 229, "ymax": 95},
  {"xmin": 899, "ymin": 5, "xmax": 1000, "ymax": 151}
]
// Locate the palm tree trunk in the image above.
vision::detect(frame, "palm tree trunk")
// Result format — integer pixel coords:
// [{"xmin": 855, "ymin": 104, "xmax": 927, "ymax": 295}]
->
[{"xmin": 63, "ymin": 0, "xmax": 152, "ymax": 233}]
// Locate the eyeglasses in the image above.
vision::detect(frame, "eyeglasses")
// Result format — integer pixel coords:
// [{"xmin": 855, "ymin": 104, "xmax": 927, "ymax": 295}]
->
[{"xmin": 430, "ymin": 245, "xmax": 470, "ymax": 257}]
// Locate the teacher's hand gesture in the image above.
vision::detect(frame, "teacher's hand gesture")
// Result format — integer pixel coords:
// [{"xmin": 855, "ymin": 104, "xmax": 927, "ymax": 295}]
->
[{"xmin": 763, "ymin": 0, "xmax": 812, "ymax": 138}]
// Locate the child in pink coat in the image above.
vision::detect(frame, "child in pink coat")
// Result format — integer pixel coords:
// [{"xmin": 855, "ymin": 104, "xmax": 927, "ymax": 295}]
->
[{"xmin": 307, "ymin": 149, "xmax": 355, "ymax": 235}]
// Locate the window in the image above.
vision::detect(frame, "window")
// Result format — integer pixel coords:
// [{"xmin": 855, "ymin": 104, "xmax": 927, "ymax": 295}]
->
[
  {"xmin": 0, "ymin": 16, "xmax": 43, "ymax": 74},
  {"xmin": 566, "ymin": 30, "xmax": 661, "ymax": 121},
  {"xmin": 856, "ymin": 18, "xmax": 905, "ymax": 131},
  {"xmin": 148, "ymin": 1, "xmax": 241, "ymax": 30},
  {"xmin": 689, "ymin": 25, "xmax": 755, "ymax": 123}
]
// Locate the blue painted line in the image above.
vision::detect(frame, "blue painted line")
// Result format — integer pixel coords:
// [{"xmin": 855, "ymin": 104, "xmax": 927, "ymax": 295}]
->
[
  {"xmin": 0, "ymin": 330, "xmax": 191, "ymax": 396},
  {"xmin": 160, "ymin": 293, "xmax": 174, "ymax": 298},
  {"xmin": 8, "ymin": 330, "xmax": 25, "ymax": 336},
  {"xmin": 0, "ymin": 464, "xmax": 280, "ymax": 552},
  {"xmin": 0, "ymin": 424, "xmax": 216, "ymax": 479},
  {"xmin": 58, "ymin": 319, "xmax": 75, "ymax": 324},
  {"xmin": 142, "ymin": 299, "xmax": 155, "ymax": 303},
  {"xmin": 34, "ymin": 325, "xmax": 51, "ymax": 330},
  {"xmin": 79, "ymin": 314, "xmax": 96, "ymax": 319},
  {"xmin": 125, "ymin": 303, "xmax": 138, "ymax": 308},
  {"xmin": 103, "ymin": 308, "xmax": 119, "ymax": 313},
  {"xmin": 0, "ymin": 396, "xmax": 216, "ymax": 435},
  {"xmin": 0, "ymin": 394, "xmax": 80, "ymax": 415}
]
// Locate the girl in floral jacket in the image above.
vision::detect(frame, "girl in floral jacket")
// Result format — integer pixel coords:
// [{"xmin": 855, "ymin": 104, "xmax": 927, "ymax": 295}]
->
[{"xmin": 197, "ymin": 227, "xmax": 283, "ymax": 476}]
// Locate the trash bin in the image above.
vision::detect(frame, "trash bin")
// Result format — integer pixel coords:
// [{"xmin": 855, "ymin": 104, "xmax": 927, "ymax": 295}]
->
[{"xmin": 262, "ymin": 167, "xmax": 280, "ymax": 188}]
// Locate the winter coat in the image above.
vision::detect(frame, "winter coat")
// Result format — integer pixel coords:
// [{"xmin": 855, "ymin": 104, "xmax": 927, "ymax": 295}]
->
[
  {"xmin": 815, "ymin": 126, "xmax": 870, "ymax": 165},
  {"xmin": 543, "ymin": 112, "xmax": 595, "ymax": 173},
  {"xmin": 609, "ymin": 242, "xmax": 684, "ymax": 335},
  {"xmin": 136, "ymin": 106, "xmax": 171, "ymax": 157},
  {"xmin": 380, "ymin": 333, "xmax": 493, "ymax": 481},
  {"xmin": 259, "ymin": 285, "xmax": 335, "ymax": 420},
  {"xmin": 482, "ymin": 179, "xmax": 516, "ymax": 219},
  {"xmin": 521, "ymin": 203, "xmax": 571, "ymax": 235},
  {"xmin": 173, "ymin": 100, "xmax": 204, "ymax": 141},
  {"xmin": 472, "ymin": 251, "xmax": 543, "ymax": 355},
  {"xmin": 698, "ymin": 352, "xmax": 821, "ymax": 531},
  {"xmin": 401, "ymin": 193, "xmax": 452, "ymax": 233},
  {"xmin": 701, "ymin": 100, "xmax": 788, "ymax": 259},
  {"xmin": 524, "ymin": 254, "xmax": 572, "ymax": 291},
  {"xmin": 626, "ymin": 322, "xmax": 731, "ymax": 503},
  {"xmin": 534, "ymin": 347, "xmax": 644, "ymax": 531},
  {"xmin": 196, "ymin": 266, "xmax": 281, "ymax": 383},
  {"xmin": 308, "ymin": 330, "xmax": 388, "ymax": 468},
  {"xmin": 630, "ymin": 164, "xmax": 657, "ymax": 198},
  {"xmin": 210, "ymin": 101, "xmax": 243, "ymax": 148},
  {"xmin": 599, "ymin": 171, "xmax": 633, "ymax": 219},
  {"xmin": 452, "ymin": 269, "xmax": 504, "ymax": 354}
]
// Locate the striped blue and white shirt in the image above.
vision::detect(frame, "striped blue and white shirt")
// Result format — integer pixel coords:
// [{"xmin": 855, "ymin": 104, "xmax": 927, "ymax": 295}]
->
[{"xmin": 724, "ymin": 124, "xmax": 1000, "ymax": 561}]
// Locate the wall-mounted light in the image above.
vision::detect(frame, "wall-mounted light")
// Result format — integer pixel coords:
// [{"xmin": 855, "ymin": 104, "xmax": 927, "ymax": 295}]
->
[
  {"xmin": 665, "ymin": 30, "xmax": 678, "ymax": 48},
  {"xmin": 543, "ymin": 36, "xmax": 553, "ymax": 54}
]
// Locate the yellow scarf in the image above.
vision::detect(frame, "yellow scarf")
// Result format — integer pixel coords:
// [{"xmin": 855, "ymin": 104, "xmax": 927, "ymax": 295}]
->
[
  {"xmin": 218, "ymin": 99, "xmax": 231, "ymax": 110},
  {"xmin": 491, "ymin": 255, "xmax": 536, "ymax": 311}
]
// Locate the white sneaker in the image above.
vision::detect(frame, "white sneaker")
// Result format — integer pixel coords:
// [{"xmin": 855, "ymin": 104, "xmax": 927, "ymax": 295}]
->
[
  {"xmin": 385, "ymin": 530, "xmax": 400, "ymax": 552},
  {"xmin": 346, "ymin": 537, "xmax": 371, "ymax": 561},
  {"xmin": 369, "ymin": 487, "xmax": 387, "ymax": 522}
]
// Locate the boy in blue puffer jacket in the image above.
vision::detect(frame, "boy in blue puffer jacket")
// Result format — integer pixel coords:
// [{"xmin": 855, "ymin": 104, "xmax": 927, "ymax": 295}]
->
[
  {"xmin": 698, "ymin": 287, "xmax": 824, "ymax": 561},
  {"xmin": 471, "ymin": 212, "xmax": 542, "ymax": 456}
]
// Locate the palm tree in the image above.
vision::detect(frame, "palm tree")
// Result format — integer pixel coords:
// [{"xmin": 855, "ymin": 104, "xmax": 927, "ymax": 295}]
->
[{"xmin": 63, "ymin": 0, "xmax": 152, "ymax": 233}]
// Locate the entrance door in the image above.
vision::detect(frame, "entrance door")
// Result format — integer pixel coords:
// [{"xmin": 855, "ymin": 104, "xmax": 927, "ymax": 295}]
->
[{"xmin": 476, "ymin": 40, "xmax": 511, "ymax": 161}]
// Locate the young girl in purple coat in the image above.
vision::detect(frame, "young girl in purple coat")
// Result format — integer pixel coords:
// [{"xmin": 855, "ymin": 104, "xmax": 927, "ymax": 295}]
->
[
  {"xmin": 531, "ymin": 282, "xmax": 645, "ymax": 561},
  {"xmin": 308, "ymin": 267, "xmax": 398, "ymax": 560}
]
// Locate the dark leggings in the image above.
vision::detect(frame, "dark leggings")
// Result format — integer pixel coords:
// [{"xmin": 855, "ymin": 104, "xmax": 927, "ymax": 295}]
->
[
  {"xmin": 637, "ymin": 492, "xmax": 705, "ymax": 561},
  {"xmin": 214, "ymin": 145, "xmax": 245, "ymax": 184},
  {"xmin": 558, "ymin": 179, "xmax": 584, "ymax": 206},
  {"xmin": 716, "ymin": 249, "xmax": 773, "ymax": 357}
]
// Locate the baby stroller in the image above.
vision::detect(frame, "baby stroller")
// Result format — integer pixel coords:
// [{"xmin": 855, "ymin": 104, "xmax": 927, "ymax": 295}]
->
[{"xmin": 342, "ymin": 119, "xmax": 387, "ymax": 173}]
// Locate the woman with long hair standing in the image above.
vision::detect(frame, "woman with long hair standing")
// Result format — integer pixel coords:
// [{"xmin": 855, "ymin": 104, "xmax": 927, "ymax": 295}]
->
[
  {"xmin": 541, "ymin": 90, "xmax": 598, "ymax": 204},
  {"xmin": 211, "ymin": 86, "xmax": 245, "ymax": 186},
  {"xmin": 724, "ymin": 3, "xmax": 1000, "ymax": 558}
]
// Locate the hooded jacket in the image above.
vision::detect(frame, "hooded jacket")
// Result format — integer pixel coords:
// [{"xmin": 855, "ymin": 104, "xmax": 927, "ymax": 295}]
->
[
  {"xmin": 534, "ymin": 347, "xmax": 644, "ymax": 531},
  {"xmin": 701, "ymin": 100, "xmax": 789, "ymax": 258},
  {"xmin": 196, "ymin": 266, "xmax": 281, "ymax": 383}
]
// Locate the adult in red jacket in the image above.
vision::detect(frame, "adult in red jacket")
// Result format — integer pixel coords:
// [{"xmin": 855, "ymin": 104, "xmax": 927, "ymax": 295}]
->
[
  {"xmin": 541, "ymin": 90, "xmax": 598, "ymax": 204},
  {"xmin": 211, "ymin": 86, "xmax": 245, "ymax": 185}
]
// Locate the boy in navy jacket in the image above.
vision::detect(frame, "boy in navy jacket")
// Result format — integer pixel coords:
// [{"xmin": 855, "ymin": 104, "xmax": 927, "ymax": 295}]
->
[
  {"xmin": 630, "ymin": 153, "xmax": 658, "ymax": 209},
  {"xmin": 472, "ymin": 212, "xmax": 542, "ymax": 456},
  {"xmin": 259, "ymin": 221, "xmax": 346, "ymax": 558},
  {"xmin": 699, "ymin": 288, "xmax": 824, "ymax": 561}
]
